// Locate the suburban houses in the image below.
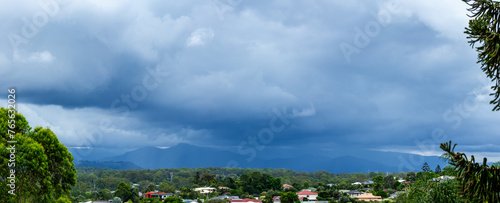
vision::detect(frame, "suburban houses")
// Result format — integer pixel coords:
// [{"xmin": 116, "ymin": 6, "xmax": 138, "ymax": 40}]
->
[
  {"xmin": 74, "ymin": 165, "xmax": 456, "ymax": 203},
  {"xmin": 130, "ymin": 187, "xmax": 387, "ymax": 203},
  {"xmin": 144, "ymin": 192, "xmax": 175, "ymax": 200},
  {"xmin": 296, "ymin": 190, "xmax": 318, "ymax": 201},
  {"xmin": 194, "ymin": 187, "xmax": 218, "ymax": 194},
  {"xmin": 355, "ymin": 193, "xmax": 382, "ymax": 202},
  {"xmin": 230, "ymin": 198, "xmax": 263, "ymax": 203},
  {"xmin": 281, "ymin": 184, "xmax": 293, "ymax": 189}
]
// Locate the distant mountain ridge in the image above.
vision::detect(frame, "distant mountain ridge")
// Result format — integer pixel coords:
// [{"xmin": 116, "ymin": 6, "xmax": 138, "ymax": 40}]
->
[
  {"xmin": 87, "ymin": 143, "xmax": 446, "ymax": 173},
  {"xmin": 74, "ymin": 160, "xmax": 142, "ymax": 170}
]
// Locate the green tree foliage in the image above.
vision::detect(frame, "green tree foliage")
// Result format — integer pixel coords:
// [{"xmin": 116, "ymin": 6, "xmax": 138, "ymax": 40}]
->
[
  {"xmin": 441, "ymin": 165, "xmax": 457, "ymax": 176},
  {"xmin": 141, "ymin": 198, "xmax": 162, "ymax": 203},
  {"xmin": 395, "ymin": 180, "xmax": 430, "ymax": 203},
  {"xmin": 77, "ymin": 195, "xmax": 86, "ymax": 202},
  {"xmin": 99, "ymin": 189, "xmax": 113, "ymax": 201},
  {"xmin": 206, "ymin": 199, "xmax": 230, "ymax": 203},
  {"xmin": 113, "ymin": 197, "xmax": 123, "ymax": 203},
  {"xmin": 164, "ymin": 196, "xmax": 183, "ymax": 203},
  {"xmin": 375, "ymin": 190, "xmax": 389, "ymax": 198},
  {"xmin": 55, "ymin": 195, "xmax": 72, "ymax": 203},
  {"xmin": 147, "ymin": 182, "xmax": 156, "ymax": 192},
  {"xmin": 263, "ymin": 189, "xmax": 282, "ymax": 203},
  {"xmin": 291, "ymin": 182, "xmax": 301, "ymax": 191},
  {"xmin": 262, "ymin": 195, "xmax": 273, "ymax": 203},
  {"xmin": 441, "ymin": 141, "xmax": 500, "ymax": 202},
  {"xmin": 179, "ymin": 188, "xmax": 200, "ymax": 199},
  {"xmin": 303, "ymin": 181, "xmax": 309, "ymax": 189},
  {"xmin": 435, "ymin": 165, "xmax": 442, "ymax": 174},
  {"xmin": 200, "ymin": 173, "xmax": 216, "ymax": 185},
  {"xmin": 115, "ymin": 182, "xmax": 135, "ymax": 202},
  {"xmin": 152, "ymin": 198, "xmax": 163, "ymax": 203},
  {"xmin": 422, "ymin": 162, "xmax": 431, "ymax": 172},
  {"xmin": 383, "ymin": 175, "xmax": 394, "ymax": 189},
  {"xmin": 318, "ymin": 191, "xmax": 331, "ymax": 199},
  {"xmin": 239, "ymin": 171, "xmax": 281, "ymax": 194},
  {"xmin": 280, "ymin": 191, "xmax": 299, "ymax": 203},
  {"xmin": 338, "ymin": 196, "xmax": 353, "ymax": 203},
  {"xmin": 194, "ymin": 171, "xmax": 201, "ymax": 185},
  {"xmin": 395, "ymin": 179, "xmax": 464, "ymax": 203},
  {"xmin": 30, "ymin": 127, "xmax": 77, "ymax": 197},
  {"xmin": 73, "ymin": 167, "xmax": 413, "ymax": 201},
  {"xmin": 405, "ymin": 171, "xmax": 416, "ymax": 182},
  {"xmin": 159, "ymin": 181, "xmax": 176, "ymax": 193},
  {"xmin": 428, "ymin": 180, "xmax": 464, "ymax": 203},
  {"xmin": 415, "ymin": 171, "xmax": 439, "ymax": 182},
  {"xmin": 462, "ymin": 0, "xmax": 500, "ymax": 111},
  {"xmin": 372, "ymin": 175, "xmax": 384, "ymax": 192},
  {"xmin": 0, "ymin": 108, "xmax": 77, "ymax": 202}
]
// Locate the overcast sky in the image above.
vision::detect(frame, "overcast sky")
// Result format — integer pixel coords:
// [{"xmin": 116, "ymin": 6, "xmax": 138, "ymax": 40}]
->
[{"xmin": 2, "ymin": 0, "xmax": 500, "ymax": 163}]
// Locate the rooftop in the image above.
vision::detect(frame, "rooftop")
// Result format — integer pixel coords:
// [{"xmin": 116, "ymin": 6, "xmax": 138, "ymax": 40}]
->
[
  {"xmin": 296, "ymin": 191, "xmax": 318, "ymax": 195},
  {"xmin": 230, "ymin": 198, "xmax": 262, "ymax": 203}
]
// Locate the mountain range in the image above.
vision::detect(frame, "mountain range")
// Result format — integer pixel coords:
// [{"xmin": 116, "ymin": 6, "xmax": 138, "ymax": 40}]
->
[
  {"xmin": 74, "ymin": 160, "xmax": 142, "ymax": 170},
  {"xmin": 69, "ymin": 143, "xmax": 447, "ymax": 172}
]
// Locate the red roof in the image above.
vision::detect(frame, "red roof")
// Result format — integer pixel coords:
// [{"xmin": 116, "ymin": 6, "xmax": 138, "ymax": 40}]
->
[
  {"xmin": 146, "ymin": 192, "xmax": 165, "ymax": 198},
  {"xmin": 230, "ymin": 198, "xmax": 262, "ymax": 203},
  {"xmin": 296, "ymin": 191, "xmax": 318, "ymax": 195}
]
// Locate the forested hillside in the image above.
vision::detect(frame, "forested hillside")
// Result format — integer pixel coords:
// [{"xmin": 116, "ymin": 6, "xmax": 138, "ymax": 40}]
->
[{"xmin": 73, "ymin": 167, "xmax": 408, "ymax": 195}]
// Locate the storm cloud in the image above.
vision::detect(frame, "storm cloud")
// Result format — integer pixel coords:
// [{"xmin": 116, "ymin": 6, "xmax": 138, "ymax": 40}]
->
[{"xmin": 2, "ymin": 0, "xmax": 500, "ymax": 163}]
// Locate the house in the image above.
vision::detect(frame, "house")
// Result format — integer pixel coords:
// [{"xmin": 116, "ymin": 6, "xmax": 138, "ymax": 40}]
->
[
  {"xmin": 362, "ymin": 180, "xmax": 374, "ymax": 185},
  {"xmin": 273, "ymin": 196, "xmax": 280, "ymax": 203},
  {"xmin": 296, "ymin": 190, "xmax": 318, "ymax": 201},
  {"xmin": 230, "ymin": 198, "xmax": 262, "ymax": 203},
  {"xmin": 211, "ymin": 195, "xmax": 239, "ymax": 200},
  {"xmin": 298, "ymin": 197, "xmax": 317, "ymax": 203},
  {"xmin": 218, "ymin": 186, "xmax": 232, "ymax": 190},
  {"xmin": 355, "ymin": 193, "xmax": 382, "ymax": 202},
  {"xmin": 183, "ymin": 200, "xmax": 198, "ymax": 203},
  {"xmin": 346, "ymin": 190, "xmax": 363, "ymax": 198},
  {"xmin": 432, "ymin": 175, "xmax": 456, "ymax": 182},
  {"xmin": 397, "ymin": 179, "xmax": 406, "ymax": 183},
  {"xmin": 146, "ymin": 192, "xmax": 174, "ymax": 200},
  {"xmin": 389, "ymin": 191, "xmax": 401, "ymax": 199},
  {"xmin": 282, "ymin": 184, "xmax": 293, "ymax": 189},
  {"xmin": 301, "ymin": 188, "xmax": 317, "ymax": 192},
  {"xmin": 351, "ymin": 182, "xmax": 362, "ymax": 185},
  {"xmin": 145, "ymin": 191, "xmax": 162, "ymax": 198},
  {"xmin": 195, "ymin": 187, "xmax": 217, "ymax": 194},
  {"xmin": 82, "ymin": 201, "xmax": 109, "ymax": 203},
  {"xmin": 142, "ymin": 191, "xmax": 155, "ymax": 199}
]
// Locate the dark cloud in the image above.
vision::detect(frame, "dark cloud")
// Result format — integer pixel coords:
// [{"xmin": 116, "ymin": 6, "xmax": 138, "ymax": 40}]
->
[{"xmin": 2, "ymin": 0, "xmax": 500, "ymax": 161}]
